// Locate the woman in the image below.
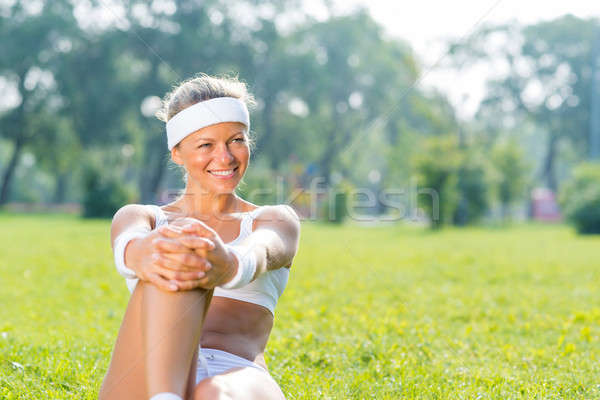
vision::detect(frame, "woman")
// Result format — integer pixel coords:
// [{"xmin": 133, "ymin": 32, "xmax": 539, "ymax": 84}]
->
[{"xmin": 98, "ymin": 74, "xmax": 300, "ymax": 400}]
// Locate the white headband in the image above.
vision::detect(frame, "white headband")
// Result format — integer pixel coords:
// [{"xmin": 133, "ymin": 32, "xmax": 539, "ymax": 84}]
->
[{"xmin": 166, "ymin": 97, "xmax": 250, "ymax": 150}]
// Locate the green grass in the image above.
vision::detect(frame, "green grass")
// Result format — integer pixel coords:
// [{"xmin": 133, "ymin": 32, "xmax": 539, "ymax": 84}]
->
[{"xmin": 1, "ymin": 213, "xmax": 599, "ymax": 399}]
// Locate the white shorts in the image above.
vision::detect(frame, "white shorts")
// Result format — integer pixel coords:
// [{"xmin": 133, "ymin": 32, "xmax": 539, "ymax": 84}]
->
[{"xmin": 196, "ymin": 348, "xmax": 268, "ymax": 383}]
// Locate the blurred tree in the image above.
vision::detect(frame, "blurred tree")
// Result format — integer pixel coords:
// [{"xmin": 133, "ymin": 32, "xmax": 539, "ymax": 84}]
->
[
  {"xmin": 0, "ymin": 0, "xmax": 462, "ymax": 212},
  {"xmin": 491, "ymin": 139, "xmax": 530, "ymax": 219},
  {"xmin": 559, "ymin": 162, "xmax": 600, "ymax": 234},
  {"xmin": 28, "ymin": 114, "xmax": 81, "ymax": 203},
  {"xmin": 413, "ymin": 136, "xmax": 462, "ymax": 229},
  {"xmin": 448, "ymin": 16, "xmax": 599, "ymax": 191},
  {"xmin": 453, "ymin": 149, "xmax": 491, "ymax": 225},
  {"xmin": 289, "ymin": 10, "xmax": 422, "ymax": 184},
  {"xmin": 82, "ymin": 162, "xmax": 135, "ymax": 218},
  {"xmin": 0, "ymin": 0, "xmax": 81, "ymax": 204},
  {"xmin": 590, "ymin": 29, "xmax": 600, "ymax": 160}
]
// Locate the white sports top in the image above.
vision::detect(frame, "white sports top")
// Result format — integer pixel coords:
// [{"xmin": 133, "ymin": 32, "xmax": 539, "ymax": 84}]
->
[{"xmin": 124, "ymin": 205, "xmax": 290, "ymax": 315}]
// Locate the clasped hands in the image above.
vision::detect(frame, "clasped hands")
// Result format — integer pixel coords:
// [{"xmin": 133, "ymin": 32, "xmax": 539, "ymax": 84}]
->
[{"xmin": 137, "ymin": 218, "xmax": 238, "ymax": 291}]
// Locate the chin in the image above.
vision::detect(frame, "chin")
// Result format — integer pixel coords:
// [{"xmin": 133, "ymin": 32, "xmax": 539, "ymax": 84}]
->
[{"xmin": 208, "ymin": 181, "xmax": 241, "ymax": 194}]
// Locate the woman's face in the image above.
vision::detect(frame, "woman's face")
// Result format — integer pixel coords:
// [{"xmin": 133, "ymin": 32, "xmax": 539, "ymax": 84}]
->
[{"xmin": 171, "ymin": 121, "xmax": 250, "ymax": 195}]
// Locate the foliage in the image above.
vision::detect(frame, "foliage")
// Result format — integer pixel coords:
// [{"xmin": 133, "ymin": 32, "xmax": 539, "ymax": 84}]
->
[
  {"xmin": 0, "ymin": 0, "xmax": 449, "ymax": 207},
  {"xmin": 454, "ymin": 150, "xmax": 492, "ymax": 225},
  {"xmin": 320, "ymin": 180, "xmax": 354, "ymax": 224},
  {"xmin": 412, "ymin": 136, "xmax": 462, "ymax": 228},
  {"xmin": 559, "ymin": 162, "xmax": 600, "ymax": 234},
  {"xmin": 81, "ymin": 165, "xmax": 133, "ymax": 219},
  {"xmin": 236, "ymin": 163, "xmax": 286, "ymax": 206},
  {"xmin": 490, "ymin": 140, "xmax": 530, "ymax": 218},
  {"xmin": 448, "ymin": 16, "xmax": 599, "ymax": 190},
  {"xmin": 1, "ymin": 215, "xmax": 600, "ymax": 398}
]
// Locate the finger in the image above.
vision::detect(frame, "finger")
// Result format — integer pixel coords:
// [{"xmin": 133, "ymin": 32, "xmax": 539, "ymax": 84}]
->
[
  {"xmin": 158, "ymin": 225, "xmax": 184, "ymax": 238},
  {"xmin": 157, "ymin": 253, "xmax": 212, "ymax": 272},
  {"xmin": 174, "ymin": 279, "xmax": 206, "ymax": 291},
  {"xmin": 193, "ymin": 248, "xmax": 208, "ymax": 259},
  {"xmin": 152, "ymin": 237, "xmax": 193, "ymax": 254},
  {"xmin": 182, "ymin": 223, "xmax": 215, "ymax": 237},
  {"xmin": 148, "ymin": 272, "xmax": 178, "ymax": 292},
  {"xmin": 159, "ymin": 268, "xmax": 206, "ymax": 281},
  {"xmin": 179, "ymin": 236, "xmax": 215, "ymax": 251}
]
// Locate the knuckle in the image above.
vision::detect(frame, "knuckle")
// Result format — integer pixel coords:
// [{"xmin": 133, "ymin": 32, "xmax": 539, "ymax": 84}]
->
[{"xmin": 184, "ymin": 254, "xmax": 196, "ymax": 265}]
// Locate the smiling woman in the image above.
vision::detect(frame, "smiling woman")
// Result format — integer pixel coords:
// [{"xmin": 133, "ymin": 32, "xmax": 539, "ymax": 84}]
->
[
  {"xmin": 171, "ymin": 121, "xmax": 249, "ymax": 195},
  {"xmin": 98, "ymin": 73, "xmax": 300, "ymax": 400}
]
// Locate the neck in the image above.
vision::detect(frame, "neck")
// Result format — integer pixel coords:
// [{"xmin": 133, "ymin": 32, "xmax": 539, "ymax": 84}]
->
[{"xmin": 175, "ymin": 185, "xmax": 241, "ymax": 219}]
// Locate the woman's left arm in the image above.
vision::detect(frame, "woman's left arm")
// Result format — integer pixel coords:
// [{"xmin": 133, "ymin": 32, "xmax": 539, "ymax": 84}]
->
[{"xmin": 239, "ymin": 205, "xmax": 301, "ymax": 275}]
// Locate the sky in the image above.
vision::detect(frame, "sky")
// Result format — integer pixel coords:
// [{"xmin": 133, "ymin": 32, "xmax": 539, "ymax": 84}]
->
[{"xmin": 313, "ymin": 0, "xmax": 600, "ymax": 119}]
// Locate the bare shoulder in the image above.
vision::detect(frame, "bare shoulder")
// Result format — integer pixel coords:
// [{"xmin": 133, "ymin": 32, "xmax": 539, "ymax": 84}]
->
[
  {"xmin": 253, "ymin": 204, "xmax": 301, "ymax": 234},
  {"xmin": 112, "ymin": 204, "xmax": 153, "ymax": 223},
  {"xmin": 111, "ymin": 204, "xmax": 155, "ymax": 237}
]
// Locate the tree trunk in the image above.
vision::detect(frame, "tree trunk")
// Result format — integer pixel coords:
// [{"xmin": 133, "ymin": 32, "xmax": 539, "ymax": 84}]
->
[
  {"xmin": 0, "ymin": 133, "xmax": 25, "ymax": 205},
  {"xmin": 542, "ymin": 133, "xmax": 558, "ymax": 192},
  {"xmin": 146, "ymin": 149, "xmax": 167, "ymax": 204},
  {"xmin": 317, "ymin": 110, "xmax": 344, "ymax": 186},
  {"xmin": 140, "ymin": 132, "xmax": 167, "ymax": 204},
  {"xmin": 318, "ymin": 144, "xmax": 335, "ymax": 186},
  {"xmin": 1, "ymin": 71, "xmax": 28, "ymax": 206},
  {"xmin": 53, "ymin": 171, "xmax": 68, "ymax": 203}
]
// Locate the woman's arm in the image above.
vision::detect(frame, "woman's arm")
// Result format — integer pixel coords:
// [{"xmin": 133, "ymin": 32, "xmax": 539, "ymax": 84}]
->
[
  {"xmin": 170, "ymin": 205, "xmax": 301, "ymax": 289},
  {"xmin": 110, "ymin": 204, "xmax": 213, "ymax": 291},
  {"xmin": 239, "ymin": 205, "xmax": 301, "ymax": 276}
]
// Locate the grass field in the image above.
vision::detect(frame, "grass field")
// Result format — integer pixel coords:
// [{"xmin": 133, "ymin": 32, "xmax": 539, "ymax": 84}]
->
[{"xmin": 1, "ymin": 213, "xmax": 599, "ymax": 399}]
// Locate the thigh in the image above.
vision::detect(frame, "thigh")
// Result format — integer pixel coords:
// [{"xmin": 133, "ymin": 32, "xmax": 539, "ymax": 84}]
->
[
  {"xmin": 98, "ymin": 283, "xmax": 148, "ymax": 400},
  {"xmin": 194, "ymin": 367, "xmax": 286, "ymax": 400}
]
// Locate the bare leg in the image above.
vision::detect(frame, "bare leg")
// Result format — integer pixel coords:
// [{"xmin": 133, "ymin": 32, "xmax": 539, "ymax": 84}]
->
[
  {"xmin": 99, "ymin": 281, "xmax": 150, "ymax": 400},
  {"xmin": 142, "ymin": 282, "xmax": 210, "ymax": 398},
  {"xmin": 99, "ymin": 282, "xmax": 211, "ymax": 400}
]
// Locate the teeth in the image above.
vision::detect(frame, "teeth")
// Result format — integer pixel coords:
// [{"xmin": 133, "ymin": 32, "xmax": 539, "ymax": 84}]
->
[{"xmin": 210, "ymin": 169, "xmax": 234, "ymax": 176}]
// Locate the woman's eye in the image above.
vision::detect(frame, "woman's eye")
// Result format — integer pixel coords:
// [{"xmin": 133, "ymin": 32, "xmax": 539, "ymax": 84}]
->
[
  {"xmin": 198, "ymin": 143, "xmax": 211, "ymax": 149},
  {"xmin": 233, "ymin": 137, "xmax": 245, "ymax": 143}
]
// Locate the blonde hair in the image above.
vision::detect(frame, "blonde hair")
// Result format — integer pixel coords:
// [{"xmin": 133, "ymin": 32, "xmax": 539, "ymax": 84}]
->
[{"xmin": 156, "ymin": 72, "xmax": 256, "ymax": 124}]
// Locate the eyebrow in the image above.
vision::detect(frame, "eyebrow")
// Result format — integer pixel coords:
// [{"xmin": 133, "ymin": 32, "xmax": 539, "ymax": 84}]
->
[{"xmin": 194, "ymin": 131, "xmax": 246, "ymax": 142}]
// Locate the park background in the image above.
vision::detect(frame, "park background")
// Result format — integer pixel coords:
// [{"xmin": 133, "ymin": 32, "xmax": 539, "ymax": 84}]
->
[{"xmin": 1, "ymin": 0, "xmax": 599, "ymax": 398}]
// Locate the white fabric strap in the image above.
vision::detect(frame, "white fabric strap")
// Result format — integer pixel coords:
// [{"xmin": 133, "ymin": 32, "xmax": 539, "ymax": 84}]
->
[
  {"xmin": 220, "ymin": 245, "xmax": 257, "ymax": 289},
  {"xmin": 166, "ymin": 97, "xmax": 250, "ymax": 150},
  {"xmin": 149, "ymin": 393, "xmax": 182, "ymax": 400},
  {"xmin": 113, "ymin": 227, "xmax": 151, "ymax": 279}
]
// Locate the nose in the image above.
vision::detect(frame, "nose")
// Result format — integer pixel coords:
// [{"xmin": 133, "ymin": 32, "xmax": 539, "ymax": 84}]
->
[{"xmin": 215, "ymin": 143, "xmax": 234, "ymax": 164}]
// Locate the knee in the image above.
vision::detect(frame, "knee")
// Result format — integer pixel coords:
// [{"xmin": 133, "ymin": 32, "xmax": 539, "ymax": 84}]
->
[{"xmin": 193, "ymin": 376, "xmax": 233, "ymax": 400}]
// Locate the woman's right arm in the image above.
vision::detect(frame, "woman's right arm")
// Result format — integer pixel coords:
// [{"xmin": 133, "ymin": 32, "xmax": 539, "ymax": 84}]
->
[{"xmin": 110, "ymin": 204, "xmax": 211, "ymax": 292}]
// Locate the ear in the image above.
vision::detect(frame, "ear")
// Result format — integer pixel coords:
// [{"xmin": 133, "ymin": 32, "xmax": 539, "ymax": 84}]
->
[{"xmin": 171, "ymin": 146, "xmax": 184, "ymax": 165}]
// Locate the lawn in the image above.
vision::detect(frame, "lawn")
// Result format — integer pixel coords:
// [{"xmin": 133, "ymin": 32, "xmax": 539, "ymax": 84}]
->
[{"xmin": 0, "ymin": 213, "xmax": 599, "ymax": 399}]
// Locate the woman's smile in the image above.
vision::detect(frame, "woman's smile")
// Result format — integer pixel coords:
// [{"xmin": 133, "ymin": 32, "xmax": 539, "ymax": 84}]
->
[{"xmin": 208, "ymin": 166, "xmax": 239, "ymax": 179}]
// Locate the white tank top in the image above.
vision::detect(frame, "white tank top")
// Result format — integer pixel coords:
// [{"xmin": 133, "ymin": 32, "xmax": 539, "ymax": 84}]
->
[{"xmin": 124, "ymin": 205, "xmax": 290, "ymax": 315}]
